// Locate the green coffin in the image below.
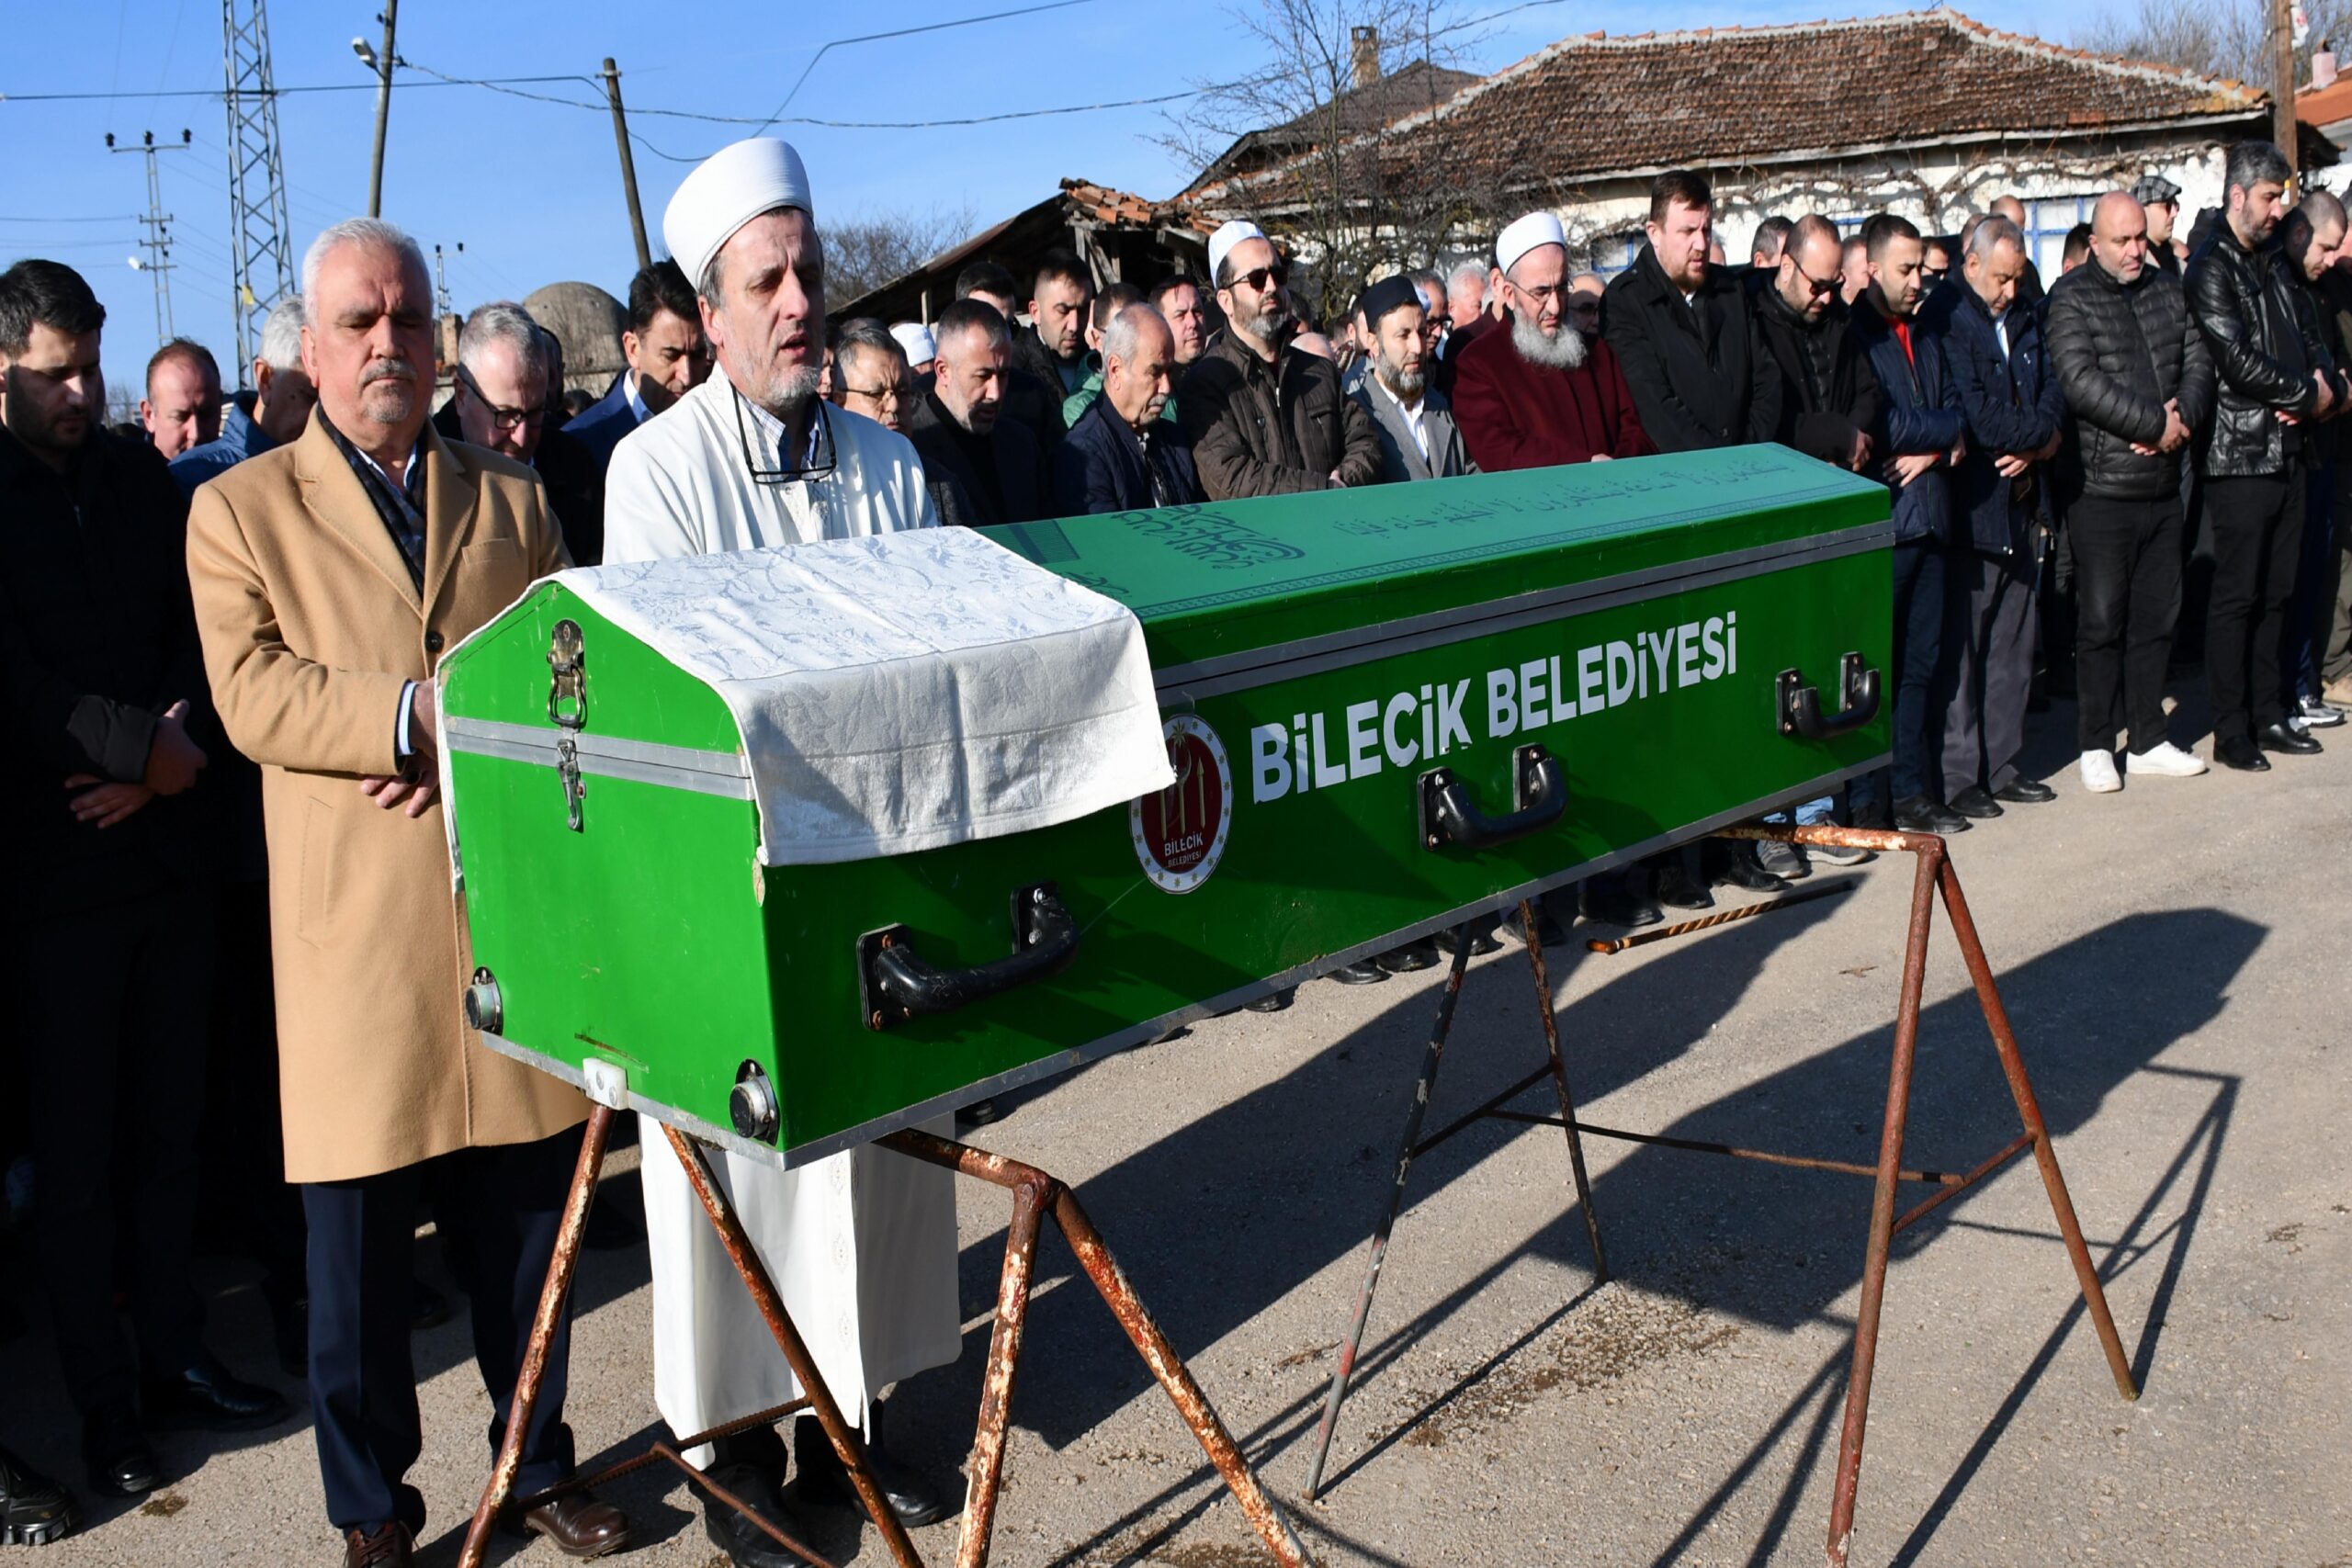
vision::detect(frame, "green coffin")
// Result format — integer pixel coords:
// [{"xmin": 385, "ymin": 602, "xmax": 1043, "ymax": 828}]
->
[{"xmin": 439, "ymin": 445, "xmax": 1891, "ymax": 1167}]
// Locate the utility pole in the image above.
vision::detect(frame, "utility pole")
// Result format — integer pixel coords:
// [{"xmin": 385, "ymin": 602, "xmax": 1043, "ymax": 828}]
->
[
  {"xmin": 2278, "ymin": 0, "xmax": 2301, "ymax": 173},
  {"xmin": 601, "ymin": 59, "xmax": 652, "ymax": 271},
  {"xmin": 432, "ymin": 241, "xmax": 463, "ymax": 319},
  {"xmin": 223, "ymin": 0, "xmax": 297, "ymax": 382},
  {"xmin": 365, "ymin": 0, "xmax": 399, "ymax": 216},
  {"xmin": 109, "ymin": 130, "xmax": 189, "ymax": 346}
]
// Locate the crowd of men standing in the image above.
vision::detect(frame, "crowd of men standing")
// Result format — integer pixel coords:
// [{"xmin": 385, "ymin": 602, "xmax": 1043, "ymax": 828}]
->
[{"xmin": 2, "ymin": 130, "xmax": 2348, "ymax": 1562}]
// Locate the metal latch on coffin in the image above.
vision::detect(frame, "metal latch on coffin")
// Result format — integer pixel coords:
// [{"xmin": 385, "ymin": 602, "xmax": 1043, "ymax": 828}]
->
[{"xmin": 547, "ymin": 618, "xmax": 587, "ymax": 831}]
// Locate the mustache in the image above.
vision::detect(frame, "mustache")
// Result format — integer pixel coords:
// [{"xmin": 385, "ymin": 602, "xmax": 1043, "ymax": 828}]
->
[{"xmin": 360, "ymin": 358, "xmax": 418, "ymax": 386}]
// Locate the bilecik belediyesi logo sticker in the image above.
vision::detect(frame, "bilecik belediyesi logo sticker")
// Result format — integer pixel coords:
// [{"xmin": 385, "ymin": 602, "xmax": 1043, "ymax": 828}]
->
[{"xmin": 1133, "ymin": 714, "xmax": 1232, "ymax": 894}]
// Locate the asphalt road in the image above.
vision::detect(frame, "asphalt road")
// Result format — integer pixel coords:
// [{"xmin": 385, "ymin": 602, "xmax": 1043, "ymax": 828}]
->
[{"xmin": 6, "ymin": 694, "xmax": 2347, "ymax": 1566}]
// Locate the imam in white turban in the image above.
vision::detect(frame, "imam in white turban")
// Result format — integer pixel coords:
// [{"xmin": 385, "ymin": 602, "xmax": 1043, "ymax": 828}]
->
[
  {"xmin": 1495, "ymin": 211, "xmax": 1567, "ymax": 277},
  {"xmin": 889, "ymin": 321, "xmax": 936, "ymax": 366},
  {"xmin": 1207, "ymin": 219, "xmax": 1267, "ymax": 285},
  {"xmin": 664, "ymin": 137, "xmax": 816, "ymax": 290}
]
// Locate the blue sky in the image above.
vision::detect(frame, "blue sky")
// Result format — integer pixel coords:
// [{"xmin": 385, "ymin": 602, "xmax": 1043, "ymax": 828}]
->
[{"xmin": 0, "ymin": 0, "xmax": 2114, "ymax": 397}]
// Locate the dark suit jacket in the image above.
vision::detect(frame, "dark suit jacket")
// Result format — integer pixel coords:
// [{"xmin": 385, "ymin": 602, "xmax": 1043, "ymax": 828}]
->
[
  {"xmin": 562, "ymin": 373, "xmax": 639, "ymax": 472},
  {"xmin": 1052, "ymin": 394, "xmax": 1204, "ymax": 514},
  {"xmin": 1, "ymin": 425, "xmax": 220, "ymax": 911},
  {"xmin": 1601, "ymin": 245, "xmax": 1782, "ymax": 453},
  {"xmin": 905, "ymin": 390, "xmax": 1052, "ymax": 527},
  {"xmin": 432, "ymin": 402, "xmax": 605, "ymax": 565}
]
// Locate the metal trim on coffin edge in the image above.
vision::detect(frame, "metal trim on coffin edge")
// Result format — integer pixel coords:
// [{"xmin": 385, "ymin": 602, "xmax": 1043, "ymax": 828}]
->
[
  {"xmin": 476, "ymin": 755, "xmax": 1883, "ymax": 1170},
  {"xmin": 1152, "ymin": 522, "xmax": 1892, "ymax": 703},
  {"xmin": 444, "ymin": 716, "xmax": 754, "ymax": 798}
]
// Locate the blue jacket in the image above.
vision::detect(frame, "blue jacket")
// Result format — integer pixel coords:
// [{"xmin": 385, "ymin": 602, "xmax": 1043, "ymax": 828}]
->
[
  {"xmin": 1849, "ymin": 300, "xmax": 1963, "ymax": 545},
  {"xmin": 1926, "ymin": 284, "xmax": 2064, "ymax": 555},
  {"xmin": 561, "ymin": 373, "xmax": 639, "ymax": 473},
  {"xmin": 168, "ymin": 394, "xmax": 275, "ymax": 496},
  {"xmin": 1052, "ymin": 393, "xmax": 1204, "ymax": 515}
]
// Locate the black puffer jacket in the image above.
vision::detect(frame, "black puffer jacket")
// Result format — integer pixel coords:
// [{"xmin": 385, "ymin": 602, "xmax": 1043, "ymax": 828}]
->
[
  {"xmin": 2185, "ymin": 225, "xmax": 2325, "ymax": 477},
  {"xmin": 2044, "ymin": 255, "xmax": 2214, "ymax": 501}
]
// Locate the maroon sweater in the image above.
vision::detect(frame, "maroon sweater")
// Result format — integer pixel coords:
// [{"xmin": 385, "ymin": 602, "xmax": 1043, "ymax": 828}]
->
[{"xmin": 1451, "ymin": 321, "xmax": 1655, "ymax": 471}]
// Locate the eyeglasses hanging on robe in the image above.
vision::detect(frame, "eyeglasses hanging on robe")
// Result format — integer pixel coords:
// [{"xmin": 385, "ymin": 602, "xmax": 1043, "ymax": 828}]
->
[{"xmin": 729, "ymin": 382, "xmax": 841, "ymax": 489}]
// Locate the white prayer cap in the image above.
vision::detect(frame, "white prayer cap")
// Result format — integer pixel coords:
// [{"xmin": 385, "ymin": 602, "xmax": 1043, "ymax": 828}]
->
[
  {"xmin": 663, "ymin": 137, "xmax": 815, "ymax": 290},
  {"xmin": 889, "ymin": 321, "xmax": 936, "ymax": 366},
  {"xmin": 1495, "ymin": 210, "xmax": 1567, "ymax": 277},
  {"xmin": 1207, "ymin": 219, "xmax": 1267, "ymax": 284}
]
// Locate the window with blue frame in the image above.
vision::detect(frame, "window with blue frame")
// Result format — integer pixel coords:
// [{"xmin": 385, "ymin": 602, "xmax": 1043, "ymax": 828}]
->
[
  {"xmin": 2019, "ymin": 194, "xmax": 2102, "ymax": 280},
  {"xmin": 1588, "ymin": 231, "xmax": 1645, "ymax": 278}
]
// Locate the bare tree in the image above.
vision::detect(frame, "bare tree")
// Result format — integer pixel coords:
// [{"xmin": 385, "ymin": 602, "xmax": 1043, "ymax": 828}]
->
[
  {"xmin": 824, "ymin": 203, "xmax": 980, "ymax": 306},
  {"xmin": 2075, "ymin": 0, "xmax": 2352, "ymax": 88},
  {"xmin": 1162, "ymin": 0, "xmax": 1500, "ymax": 320}
]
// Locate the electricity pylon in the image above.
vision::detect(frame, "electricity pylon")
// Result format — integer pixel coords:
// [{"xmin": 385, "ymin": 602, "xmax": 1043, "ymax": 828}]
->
[{"xmin": 222, "ymin": 0, "xmax": 296, "ymax": 382}]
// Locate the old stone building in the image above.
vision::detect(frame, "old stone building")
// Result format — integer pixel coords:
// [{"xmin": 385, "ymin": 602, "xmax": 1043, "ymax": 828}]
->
[{"xmin": 1189, "ymin": 8, "xmax": 2304, "ymax": 287}]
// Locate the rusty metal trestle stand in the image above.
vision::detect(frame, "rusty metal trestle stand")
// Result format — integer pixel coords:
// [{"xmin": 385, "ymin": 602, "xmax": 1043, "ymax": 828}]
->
[
  {"xmin": 1303, "ymin": 828, "xmax": 2138, "ymax": 1568},
  {"xmin": 461, "ymin": 1112, "xmax": 1315, "ymax": 1568}
]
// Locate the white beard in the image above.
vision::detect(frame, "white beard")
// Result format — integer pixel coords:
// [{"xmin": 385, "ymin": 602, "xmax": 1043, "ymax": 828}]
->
[{"xmin": 1512, "ymin": 312, "xmax": 1587, "ymax": 370}]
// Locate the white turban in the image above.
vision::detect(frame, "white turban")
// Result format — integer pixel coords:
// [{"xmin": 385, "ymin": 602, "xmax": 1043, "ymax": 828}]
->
[
  {"xmin": 1207, "ymin": 219, "xmax": 1267, "ymax": 285},
  {"xmin": 663, "ymin": 137, "xmax": 815, "ymax": 290},
  {"xmin": 1495, "ymin": 211, "xmax": 1567, "ymax": 278},
  {"xmin": 889, "ymin": 321, "xmax": 936, "ymax": 367}
]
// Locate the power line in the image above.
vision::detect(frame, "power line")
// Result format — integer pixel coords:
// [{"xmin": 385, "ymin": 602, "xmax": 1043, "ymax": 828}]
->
[
  {"xmin": 0, "ymin": 73, "xmax": 592, "ymax": 103},
  {"xmin": 748, "ymin": 0, "xmax": 1097, "ymax": 136}
]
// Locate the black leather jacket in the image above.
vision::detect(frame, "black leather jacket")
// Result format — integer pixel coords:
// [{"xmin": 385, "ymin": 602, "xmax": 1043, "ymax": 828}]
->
[
  {"xmin": 2043, "ymin": 257, "xmax": 2214, "ymax": 501},
  {"xmin": 2185, "ymin": 224, "xmax": 2327, "ymax": 477}
]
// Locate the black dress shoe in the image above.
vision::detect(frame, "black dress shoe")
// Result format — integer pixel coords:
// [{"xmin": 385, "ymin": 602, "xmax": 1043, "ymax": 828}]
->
[
  {"xmin": 1328, "ymin": 958, "xmax": 1389, "ymax": 986},
  {"xmin": 1435, "ymin": 922, "xmax": 1503, "ymax": 955},
  {"xmin": 142, "ymin": 1351, "xmax": 291, "ymax": 1433},
  {"xmin": 2256, "ymin": 721, "xmax": 2322, "ymax": 755},
  {"xmin": 1243, "ymin": 986, "xmax": 1295, "ymax": 1013},
  {"xmin": 1653, "ymin": 863, "xmax": 1713, "ymax": 910},
  {"xmin": 1993, "ymin": 778, "xmax": 2056, "ymax": 804},
  {"xmin": 1375, "ymin": 938, "xmax": 1441, "ymax": 973},
  {"xmin": 0, "ymin": 1441, "xmax": 75, "ymax": 1546},
  {"xmin": 344, "ymin": 1522, "xmax": 414, "ymax": 1567},
  {"xmin": 1504, "ymin": 904, "xmax": 1571, "ymax": 949},
  {"xmin": 1580, "ymin": 886, "xmax": 1663, "ymax": 928},
  {"xmin": 1849, "ymin": 799, "xmax": 1893, "ymax": 831},
  {"xmin": 2215, "ymin": 736, "xmax": 2270, "ymax": 771},
  {"xmin": 1711, "ymin": 852, "xmax": 1791, "ymax": 894},
  {"xmin": 82, "ymin": 1409, "xmax": 160, "ymax": 1498},
  {"xmin": 1893, "ymin": 795, "xmax": 1971, "ymax": 833},
  {"xmin": 1947, "ymin": 784, "xmax": 2005, "ymax": 819},
  {"xmin": 794, "ymin": 1427, "xmax": 955, "ymax": 1529},
  {"xmin": 704, "ymin": 1461, "xmax": 811, "ymax": 1568},
  {"xmin": 507, "ymin": 1491, "xmax": 632, "ymax": 1560}
]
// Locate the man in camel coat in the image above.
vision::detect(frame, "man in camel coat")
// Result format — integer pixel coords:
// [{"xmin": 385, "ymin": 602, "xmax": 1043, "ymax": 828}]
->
[{"xmin": 186, "ymin": 217, "xmax": 628, "ymax": 1568}]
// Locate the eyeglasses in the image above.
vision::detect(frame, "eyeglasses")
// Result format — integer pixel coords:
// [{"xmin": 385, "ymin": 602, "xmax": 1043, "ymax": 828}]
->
[
  {"xmin": 455, "ymin": 365, "xmax": 546, "ymax": 433},
  {"xmin": 1785, "ymin": 255, "xmax": 1838, "ymax": 298},
  {"xmin": 1919, "ymin": 265, "xmax": 1950, "ymax": 285},
  {"xmin": 730, "ymin": 383, "xmax": 839, "ymax": 488},
  {"xmin": 839, "ymin": 380, "xmax": 907, "ymax": 404},
  {"xmin": 1232, "ymin": 263, "xmax": 1287, "ymax": 293}
]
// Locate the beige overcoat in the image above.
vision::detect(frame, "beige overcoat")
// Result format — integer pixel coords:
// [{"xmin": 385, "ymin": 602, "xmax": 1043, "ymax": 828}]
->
[{"xmin": 187, "ymin": 415, "xmax": 584, "ymax": 1182}]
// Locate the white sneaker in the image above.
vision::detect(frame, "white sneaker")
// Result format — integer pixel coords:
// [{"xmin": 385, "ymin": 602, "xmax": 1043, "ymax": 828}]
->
[
  {"xmin": 2079, "ymin": 750, "xmax": 2122, "ymax": 793},
  {"xmin": 2127, "ymin": 740, "xmax": 2208, "ymax": 778}
]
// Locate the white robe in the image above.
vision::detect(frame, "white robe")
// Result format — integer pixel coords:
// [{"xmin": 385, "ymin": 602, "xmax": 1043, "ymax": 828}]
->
[{"xmin": 604, "ymin": 377, "xmax": 960, "ymax": 1456}]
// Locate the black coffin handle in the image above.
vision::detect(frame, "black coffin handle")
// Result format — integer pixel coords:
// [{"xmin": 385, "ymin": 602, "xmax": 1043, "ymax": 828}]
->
[
  {"xmin": 859, "ymin": 881, "xmax": 1080, "ymax": 1030},
  {"xmin": 1419, "ymin": 744, "xmax": 1567, "ymax": 852},
  {"xmin": 1777, "ymin": 652, "xmax": 1883, "ymax": 739}
]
